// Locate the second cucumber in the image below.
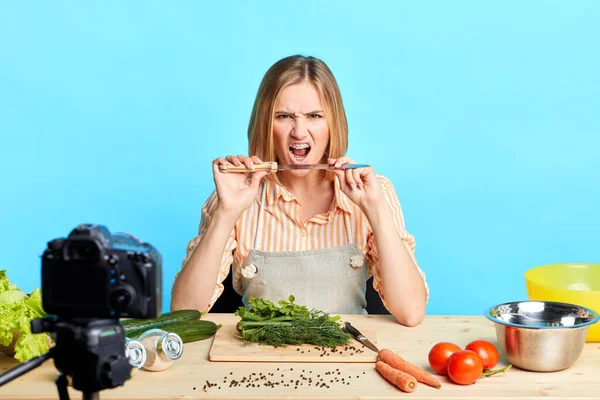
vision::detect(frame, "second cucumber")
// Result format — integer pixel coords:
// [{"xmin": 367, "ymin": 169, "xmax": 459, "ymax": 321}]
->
[
  {"xmin": 126, "ymin": 320, "xmax": 221, "ymax": 343},
  {"xmin": 120, "ymin": 309, "xmax": 202, "ymax": 333}
]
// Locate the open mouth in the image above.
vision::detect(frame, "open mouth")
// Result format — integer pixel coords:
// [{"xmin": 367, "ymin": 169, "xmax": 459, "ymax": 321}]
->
[{"xmin": 289, "ymin": 144, "xmax": 311, "ymax": 161}]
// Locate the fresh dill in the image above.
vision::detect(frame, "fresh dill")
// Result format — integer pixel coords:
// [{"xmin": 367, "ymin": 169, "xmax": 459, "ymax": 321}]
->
[{"xmin": 234, "ymin": 295, "xmax": 352, "ymax": 348}]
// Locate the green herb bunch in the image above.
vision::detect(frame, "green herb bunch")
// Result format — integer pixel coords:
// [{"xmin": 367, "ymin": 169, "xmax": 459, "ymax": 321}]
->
[{"xmin": 234, "ymin": 295, "xmax": 352, "ymax": 348}]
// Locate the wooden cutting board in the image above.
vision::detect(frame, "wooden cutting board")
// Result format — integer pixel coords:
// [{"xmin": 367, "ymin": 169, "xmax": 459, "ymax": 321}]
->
[{"xmin": 208, "ymin": 324, "xmax": 378, "ymax": 363}]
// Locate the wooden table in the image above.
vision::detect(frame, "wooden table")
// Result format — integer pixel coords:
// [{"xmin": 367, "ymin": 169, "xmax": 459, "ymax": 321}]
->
[{"xmin": 1, "ymin": 314, "xmax": 599, "ymax": 399}]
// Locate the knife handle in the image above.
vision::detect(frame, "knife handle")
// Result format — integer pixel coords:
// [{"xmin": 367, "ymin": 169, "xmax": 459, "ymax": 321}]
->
[
  {"xmin": 218, "ymin": 162, "xmax": 278, "ymax": 173},
  {"xmin": 344, "ymin": 322, "xmax": 363, "ymax": 338}
]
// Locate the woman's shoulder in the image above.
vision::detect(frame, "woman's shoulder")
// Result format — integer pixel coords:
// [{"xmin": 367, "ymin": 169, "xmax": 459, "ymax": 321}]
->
[
  {"xmin": 374, "ymin": 173, "xmax": 406, "ymax": 207},
  {"xmin": 375, "ymin": 173, "xmax": 396, "ymax": 191},
  {"xmin": 201, "ymin": 189, "xmax": 219, "ymax": 213},
  {"xmin": 200, "ymin": 188, "xmax": 261, "ymax": 217}
]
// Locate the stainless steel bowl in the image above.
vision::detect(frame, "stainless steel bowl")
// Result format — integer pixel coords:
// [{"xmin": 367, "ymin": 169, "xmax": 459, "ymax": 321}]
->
[{"xmin": 484, "ymin": 300, "xmax": 599, "ymax": 372}]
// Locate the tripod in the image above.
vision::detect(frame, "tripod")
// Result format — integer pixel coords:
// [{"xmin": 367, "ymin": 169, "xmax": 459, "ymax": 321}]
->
[{"xmin": 0, "ymin": 317, "xmax": 132, "ymax": 400}]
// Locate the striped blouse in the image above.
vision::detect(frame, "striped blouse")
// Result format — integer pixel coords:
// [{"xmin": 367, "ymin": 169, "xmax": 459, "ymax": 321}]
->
[{"xmin": 179, "ymin": 174, "xmax": 429, "ymax": 311}]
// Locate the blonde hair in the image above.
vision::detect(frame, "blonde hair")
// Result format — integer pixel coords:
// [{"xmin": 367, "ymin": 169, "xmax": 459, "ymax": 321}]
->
[{"xmin": 247, "ymin": 55, "xmax": 348, "ymax": 182}]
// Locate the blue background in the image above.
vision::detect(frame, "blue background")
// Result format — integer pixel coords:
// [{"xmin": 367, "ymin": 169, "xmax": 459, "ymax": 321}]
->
[{"xmin": 1, "ymin": 1, "xmax": 598, "ymax": 315}]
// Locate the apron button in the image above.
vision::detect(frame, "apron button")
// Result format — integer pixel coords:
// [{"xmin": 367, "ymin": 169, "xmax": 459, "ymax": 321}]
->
[
  {"xmin": 241, "ymin": 263, "xmax": 258, "ymax": 278},
  {"xmin": 350, "ymin": 254, "xmax": 365, "ymax": 268}
]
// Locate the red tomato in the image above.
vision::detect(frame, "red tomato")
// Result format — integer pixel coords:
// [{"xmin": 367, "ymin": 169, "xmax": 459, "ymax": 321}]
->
[
  {"xmin": 465, "ymin": 340, "xmax": 499, "ymax": 369},
  {"xmin": 447, "ymin": 350, "xmax": 483, "ymax": 385},
  {"xmin": 428, "ymin": 342, "xmax": 462, "ymax": 376}
]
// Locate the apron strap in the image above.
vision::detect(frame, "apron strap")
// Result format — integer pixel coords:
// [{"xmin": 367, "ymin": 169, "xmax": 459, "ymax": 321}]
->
[
  {"xmin": 343, "ymin": 212, "xmax": 353, "ymax": 246},
  {"xmin": 253, "ymin": 180, "xmax": 267, "ymax": 251}
]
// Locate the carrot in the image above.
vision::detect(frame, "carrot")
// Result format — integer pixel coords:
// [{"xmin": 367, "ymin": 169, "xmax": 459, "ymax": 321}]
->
[
  {"xmin": 376, "ymin": 361, "xmax": 417, "ymax": 393},
  {"xmin": 378, "ymin": 348, "xmax": 442, "ymax": 389}
]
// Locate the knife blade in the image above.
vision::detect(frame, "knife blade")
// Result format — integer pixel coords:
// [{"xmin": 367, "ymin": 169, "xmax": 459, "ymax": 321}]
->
[
  {"xmin": 344, "ymin": 321, "xmax": 379, "ymax": 353},
  {"xmin": 218, "ymin": 162, "xmax": 370, "ymax": 173}
]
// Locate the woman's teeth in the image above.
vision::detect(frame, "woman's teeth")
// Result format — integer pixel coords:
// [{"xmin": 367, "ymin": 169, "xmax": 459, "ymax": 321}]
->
[{"xmin": 289, "ymin": 144, "xmax": 310, "ymax": 160}]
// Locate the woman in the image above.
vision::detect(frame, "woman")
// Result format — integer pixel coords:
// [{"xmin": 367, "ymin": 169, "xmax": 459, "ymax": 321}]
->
[{"xmin": 171, "ymin": 55, "xmax": 429, "ymax": 326}]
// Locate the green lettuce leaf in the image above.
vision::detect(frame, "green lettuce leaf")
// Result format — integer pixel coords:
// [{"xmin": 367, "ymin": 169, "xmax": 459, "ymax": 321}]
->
[
  {"xmin": 0, "ymin": 270, "xmax": 17, "ymax": 292},
  {"xmin": 13, "ymin": 329, "xmax": 50, "ymax": 362},
  {"xmin": 24, "ymin": 287, "xmax": 46, "ymax": 318},
  {"xmin": 0, "ymin": 270, "xmax": 50, "ymax": 362},
  {"xmin": 0, "ymin": 289, "xmax": 26, "ymax": 304}
]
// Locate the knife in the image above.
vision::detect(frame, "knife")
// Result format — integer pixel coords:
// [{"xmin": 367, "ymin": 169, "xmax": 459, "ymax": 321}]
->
[
  {"xmin": 218, "ymin": 161, "xmax": 370, "ymax": 173},
  {"xmin": 344, "ymin": 321, "xmax": 379, "ymax": 353}
]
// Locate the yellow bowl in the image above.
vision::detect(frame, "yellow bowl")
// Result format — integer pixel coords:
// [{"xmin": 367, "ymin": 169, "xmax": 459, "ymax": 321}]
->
[{"xmin": 525, "ymin": 263, "xmax": 600, "ymax": 342}]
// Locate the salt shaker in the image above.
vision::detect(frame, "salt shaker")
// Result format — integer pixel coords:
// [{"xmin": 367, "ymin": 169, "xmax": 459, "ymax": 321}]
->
[
  {"xmin": 137, "ymin": 328, "xmax": 184, "ymax": 372},
  {"xmin": 125, "ymin": 337, "xmax": 147, "ymax": 373}
]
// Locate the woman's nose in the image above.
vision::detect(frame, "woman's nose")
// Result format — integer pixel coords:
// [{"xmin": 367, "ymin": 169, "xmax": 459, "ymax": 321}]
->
[{"xmin": 291, "ymin": 118, "xmax": 309, "ymax": 138}]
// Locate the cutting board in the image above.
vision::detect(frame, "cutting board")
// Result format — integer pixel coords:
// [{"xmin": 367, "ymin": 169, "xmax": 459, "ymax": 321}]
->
[{"xmin": 208, "ymin": 324, "xmax": 378, "ymax": 363}]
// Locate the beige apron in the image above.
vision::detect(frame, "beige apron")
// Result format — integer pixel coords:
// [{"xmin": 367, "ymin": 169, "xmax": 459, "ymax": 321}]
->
[{"xmin": 240, "ymin": 182, "xmax": 369, "ymax": 314}]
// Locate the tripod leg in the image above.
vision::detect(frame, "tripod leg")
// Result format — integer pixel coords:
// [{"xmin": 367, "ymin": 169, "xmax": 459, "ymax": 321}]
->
[
  {"xmin": 56, "ymin": 373, "xmax": 71, "ymax": 400},
  {"xmin": 0, "ymin": 352, "xmax": 52, "ymax": 386}
]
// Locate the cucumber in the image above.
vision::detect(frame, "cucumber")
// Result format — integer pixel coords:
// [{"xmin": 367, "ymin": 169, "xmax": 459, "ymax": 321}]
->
[
  {"xmin": 120, "ymin": 309, "xmax": 202, "ymax": 332},
  {"xmin": 125, "ymin": 320, "xmax": 221, "ymax": 342}
]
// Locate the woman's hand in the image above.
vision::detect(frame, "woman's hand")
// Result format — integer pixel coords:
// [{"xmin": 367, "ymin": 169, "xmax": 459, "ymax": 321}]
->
[
  {"xmin": 212, "ymin": 155, "xmax": 270, "ymax": 214},
  {"xmin": 329, "ymin": 157, "xmax": 383, "ymax": 211}
]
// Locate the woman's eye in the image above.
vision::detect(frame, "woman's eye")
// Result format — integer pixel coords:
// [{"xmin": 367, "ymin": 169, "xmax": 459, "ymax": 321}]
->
[
  {"xmin": 309, "ymin": 114, "xmax": 322, "ymax": 118},
  {"xmin": 276, "ymin": 114, "xmax": 291, "ymax": 119}
]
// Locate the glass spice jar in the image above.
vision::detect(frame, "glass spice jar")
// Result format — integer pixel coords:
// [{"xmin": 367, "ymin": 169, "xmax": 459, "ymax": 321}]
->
[
  {"xmin": 137, "ymin": 328, "xmax": 184, "ymax": 372},
  {"xmin": 125, "ymin": 337, "xmax": 147, "ymax": 373}
]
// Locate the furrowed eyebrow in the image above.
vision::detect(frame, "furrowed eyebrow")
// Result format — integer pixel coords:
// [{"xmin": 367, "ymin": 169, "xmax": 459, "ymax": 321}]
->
[
  {"xmin": 274, "ymin": 110, "xmax": 324, "ymax": 116},
  {"xmin": 303, "ymin": 110, "xmax": 324, "ymax": 115}
]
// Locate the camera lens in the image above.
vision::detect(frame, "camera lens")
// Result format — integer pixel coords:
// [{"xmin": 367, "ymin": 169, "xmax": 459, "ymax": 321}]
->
[{"xmin": 109, "ymin": 286, "xmax": 135, "ymax": 311}]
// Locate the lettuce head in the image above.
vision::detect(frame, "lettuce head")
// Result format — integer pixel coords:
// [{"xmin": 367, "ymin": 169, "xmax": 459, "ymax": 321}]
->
[{"xmin": 0, "ymin": 270, "xmax": 51, "ymax": 362}]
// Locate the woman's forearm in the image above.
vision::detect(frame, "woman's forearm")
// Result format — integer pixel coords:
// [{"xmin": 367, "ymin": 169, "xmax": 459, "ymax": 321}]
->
[
  {"xmin": 170, "ymin": 208, "xmax": 240, "ymax": 313},
  {"xmin": 364, "ymin": 199, "xmax": 427, "ymax": 327}
]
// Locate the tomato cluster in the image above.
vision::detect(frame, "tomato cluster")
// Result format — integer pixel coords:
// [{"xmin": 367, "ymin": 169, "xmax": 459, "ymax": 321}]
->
[{"xmin": 428, "ymin": 340, "xmax": 507, "ymax": 385}]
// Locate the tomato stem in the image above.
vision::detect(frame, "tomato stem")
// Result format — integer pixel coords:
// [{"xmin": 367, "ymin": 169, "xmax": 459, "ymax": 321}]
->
[{"xmin": 481, "ymin": 364, "xmax": 512, "ymax": 378}]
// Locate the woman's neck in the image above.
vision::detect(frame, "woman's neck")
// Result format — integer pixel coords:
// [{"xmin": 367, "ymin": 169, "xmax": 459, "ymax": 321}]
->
[
  {"xmin": 277, "ymin": 170, "xmax": 329, "ymax": 198},
  {"xmin": 277, "ymin": 170, "xmax": 334, "ymax": 222}
]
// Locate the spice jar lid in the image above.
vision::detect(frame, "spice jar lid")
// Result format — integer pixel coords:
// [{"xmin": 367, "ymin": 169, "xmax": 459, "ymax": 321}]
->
[
  {"xmin": 159, "ymin": 332, "xmax": 184, "ymax": 360},
  {"xmin": 125, "ymin": 339, "xmax": 147, "ymax": 368}
]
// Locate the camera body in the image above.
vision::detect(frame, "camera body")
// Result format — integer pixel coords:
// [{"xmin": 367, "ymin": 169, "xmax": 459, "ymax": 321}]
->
[
  {"xmin": 0, "ymin": 224, "xmax": 164, "ymax": 397},
  {"xmin": 41, "ymin": 224, "xmax": 162, "ymax": 319}
]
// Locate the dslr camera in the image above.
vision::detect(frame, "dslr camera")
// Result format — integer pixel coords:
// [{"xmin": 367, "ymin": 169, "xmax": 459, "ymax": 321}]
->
[
  {"xmin": 41, "ymin": 223, "xmax": 162, "ymax": 319},
  {"xmin": 0, "ymin": 224, "xmax": 163, "ymax": 400}
]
